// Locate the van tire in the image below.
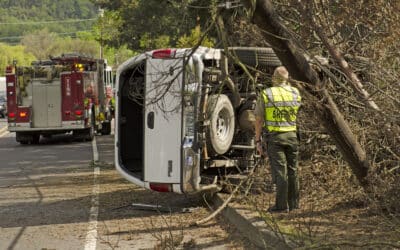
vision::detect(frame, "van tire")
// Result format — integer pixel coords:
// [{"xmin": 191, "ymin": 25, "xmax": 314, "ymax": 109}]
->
[
  {"xmin": 206, "ymin": 94, "xmax": 235, "ymax": 155},
  {"xmin": 228, "ymin": 47, "xmax": 281, "ymax": 68}
]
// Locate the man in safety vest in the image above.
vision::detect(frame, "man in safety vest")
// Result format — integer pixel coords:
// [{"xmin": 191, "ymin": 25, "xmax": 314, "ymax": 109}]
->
[{"xmin": 255, "ymin": 66, "xmax": 301, "ymax": 213}]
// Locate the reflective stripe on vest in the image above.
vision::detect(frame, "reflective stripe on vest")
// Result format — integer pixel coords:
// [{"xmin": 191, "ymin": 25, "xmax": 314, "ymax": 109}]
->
[{"xmin": 262, "ymin": 86, "xmax": 301, "ymax": 132}]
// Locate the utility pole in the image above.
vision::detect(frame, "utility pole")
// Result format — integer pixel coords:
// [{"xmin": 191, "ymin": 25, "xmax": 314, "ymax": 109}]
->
[{"xmin": 98, "ymin": 8, "xmax": 104, "ymax": 59}]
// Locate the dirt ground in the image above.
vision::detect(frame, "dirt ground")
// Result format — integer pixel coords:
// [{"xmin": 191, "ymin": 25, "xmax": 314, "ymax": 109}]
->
[
  {"xmin": 94, "ymin": 162, "xmax": 258, "ymax": 249},
  {"xmin": 225, "ymin": 161, "xmax": 400, "ymax": 249},
  {"xmin": 94, "ymin": 134, "xmax": 399, "ymax": 249}
]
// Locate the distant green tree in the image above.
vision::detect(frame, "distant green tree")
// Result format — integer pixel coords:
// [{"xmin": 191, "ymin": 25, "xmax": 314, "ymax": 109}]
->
[
  {"xmin": 0, "ymin": 43, "xmax": 36, "ymax": 75},
  {"xmin": 177, "ymin": 25, "xmax": 215, "ymax": 48},
  {"xmin": 94, "ymin": 0, "xmax": 212, "ymax": 51},
  {"xmin": 0, "ymin": 0, "xmax": 97, "ymax": 44},
  {"xmin": 19, "ymin": 27, "xmax": 134, "ymax": 69},
  {"xmin": 103, "ymin": 45, "xmax": 137, "ymax": 68},
  {"xmin": 20, "ymin": 29, "xmax": 57, "ymax": 59},
  {"xmin": 49, "ymin": 36, "xmax": 99, "ymax": 57}
]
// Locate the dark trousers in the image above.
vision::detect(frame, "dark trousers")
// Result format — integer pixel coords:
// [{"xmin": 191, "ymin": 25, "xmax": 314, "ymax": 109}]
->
[{"xmin": 266, "ymin": 131, "xmax": 299, "ymax": 210}]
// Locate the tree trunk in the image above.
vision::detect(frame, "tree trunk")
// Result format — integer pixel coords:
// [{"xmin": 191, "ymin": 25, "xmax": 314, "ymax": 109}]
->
[{"xmin": 243, "ymin": 0, "xmax": 370, "ymax": 186}]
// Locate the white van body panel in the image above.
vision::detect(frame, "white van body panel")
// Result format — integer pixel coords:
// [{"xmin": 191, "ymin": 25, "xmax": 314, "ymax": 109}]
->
[{"xmin": 144, "ymin": 58, "xmax": 183, "ymax": 183}]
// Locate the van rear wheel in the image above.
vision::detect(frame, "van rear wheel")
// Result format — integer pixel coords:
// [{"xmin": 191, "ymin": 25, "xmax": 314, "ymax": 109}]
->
[{"xmin": 206, "ymin": 94, "xmax": 235, "ymax": 156}]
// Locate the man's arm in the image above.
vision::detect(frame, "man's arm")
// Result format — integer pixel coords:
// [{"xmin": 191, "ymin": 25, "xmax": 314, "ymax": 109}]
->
[{"xmin": 255, "ymin": 116, "xmax": 263, "ymax": 142}]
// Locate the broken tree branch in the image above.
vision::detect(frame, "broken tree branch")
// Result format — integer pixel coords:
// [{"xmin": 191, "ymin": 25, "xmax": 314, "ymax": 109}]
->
[
  {"xmin": 307, "ymin": 8, "xmax": 380, "ymax": 111},
  {"xmin": 194, "ymin": 163, "xmax": 258, "ymax": 226}
]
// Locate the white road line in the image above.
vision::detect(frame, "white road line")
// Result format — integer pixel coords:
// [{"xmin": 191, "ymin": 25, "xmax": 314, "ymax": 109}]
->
[
  {"xmin": 0, "ymin": 126, "xmax": 7, "ymax": 134},
  {"xmin": 0, "ymin": 131, "xmax": 9, "ymax": 137},
  {"xmin": 0, "ymin": 129, "xmax": 9, "ymax": 137},
  {"xmin": 92, "ymin": 136, "xmax": 99, "ymax": 162},
  {"xmin": 84, "ymin": 137, "xmax": 100, "ymax": 250},
  {"xmin": 0, "ymin": 126, "xmax": 8, "ymax": 137}
]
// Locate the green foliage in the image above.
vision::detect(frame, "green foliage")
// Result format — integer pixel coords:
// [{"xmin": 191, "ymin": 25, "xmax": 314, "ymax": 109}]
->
[
  {"xmin": 0, "ymin": 43, "xmax": 36, "ymax": 75},
  {"xmin": 20, "ymin": 29, "xmax": 58, "ymax": 60},
  {"xmin": 177, "ymin": 25, "xmax": 215, "ymax": 48},
  {"xmin": 19, "ymin": 28, "xmax": 134, "ymax": 69},
  {"xmin": 0, "ymin": 0, "xmax": 137, "ymax": 69},
  {"xmin": 51, "ymin": 37, "xmax": 99, "ymax": 58},
  {"xmin": 0, "ymin": 0, "xmax": 215, "ymax": 69},
  {"xmin": 0, "ymin": 0, "xmax": 97, "ymax": 44},
  {"xmin": 103, "ymin": 45, "xmax": 137, "ymax": 67},
  {"xmin": 20, "ymin": 29, "xmax": 98, "ymax": 59},
  {"xmin": 95, "ymin": 0, "xmax": 214, "ymax": 51},
  {"xmin": 139, "ymin": 33, "xmax": 171, "ymax": 50},
  {"xmin": 92, "ymin": 10, "xmax": 122, "ymax": 46}
]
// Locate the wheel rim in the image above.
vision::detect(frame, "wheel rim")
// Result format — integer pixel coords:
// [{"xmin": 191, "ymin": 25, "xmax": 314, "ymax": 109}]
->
[{"xmin": 215, "ymin": 108, "xmax": 231, "ymax": 140}]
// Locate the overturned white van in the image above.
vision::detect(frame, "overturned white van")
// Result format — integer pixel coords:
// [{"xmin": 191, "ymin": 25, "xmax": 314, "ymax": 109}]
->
[{"xmin": 115, "ymin": 47, "xmax": 281, "ymax": 193}]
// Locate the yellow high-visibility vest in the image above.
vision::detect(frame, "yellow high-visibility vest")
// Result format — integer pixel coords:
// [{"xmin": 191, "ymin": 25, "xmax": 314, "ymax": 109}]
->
[{"xmin": 262, "ymin": 85, "xmax": 301, "ymax": 132}]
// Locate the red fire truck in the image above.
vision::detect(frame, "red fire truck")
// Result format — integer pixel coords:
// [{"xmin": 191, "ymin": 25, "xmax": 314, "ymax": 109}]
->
[{"xmin": 5, "ymin": 54, "xmax": 113, "ymax": 144}]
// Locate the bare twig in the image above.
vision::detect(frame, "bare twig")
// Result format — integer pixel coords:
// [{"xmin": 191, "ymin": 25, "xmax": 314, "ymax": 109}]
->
[{"xmin": 194, "ymin": 161, "xmax": 259, "ymax": 226}]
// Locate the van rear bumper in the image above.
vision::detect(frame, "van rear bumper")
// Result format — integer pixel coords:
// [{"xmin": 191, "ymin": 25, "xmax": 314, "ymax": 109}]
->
[{"xmin": 115, "ymin": 162, "xmax": 183, "ymax": 193}]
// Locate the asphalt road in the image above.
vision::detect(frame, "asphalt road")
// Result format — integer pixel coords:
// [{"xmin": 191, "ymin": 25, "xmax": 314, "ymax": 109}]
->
[
  {"xmin": 0, "ymin": 119, "xmax": 251, "ymax": 250},
  {"xmin": 0, "ymin": 119, "xmax": 95, "ymax": 249}
]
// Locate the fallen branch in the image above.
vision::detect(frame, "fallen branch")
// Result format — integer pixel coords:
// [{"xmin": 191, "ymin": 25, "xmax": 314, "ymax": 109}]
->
[
  {"xmin": 193, "ymin": 160, "xmax": 260, "ymax": 226},
  {"xmin": 304, "ymin": 3, "xmax": 380, "ymax": 111}
]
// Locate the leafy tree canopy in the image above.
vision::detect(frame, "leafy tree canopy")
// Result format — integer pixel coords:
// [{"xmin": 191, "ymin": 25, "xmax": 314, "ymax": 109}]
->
[
  {"xmin": 0, "ymin": 43, "xmax": 36, "ymax": 75},
  {"xmin": 94, "ymin": 0, "xmax": 215, "ymax": 51}
]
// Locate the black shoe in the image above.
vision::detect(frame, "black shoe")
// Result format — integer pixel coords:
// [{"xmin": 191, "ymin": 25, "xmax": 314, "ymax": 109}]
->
[
  {"xmin": 267, "ymin": 206, "xmax": 289, "ymax": 213},
  {"xmin": 289, "ymin": 206, "xmax": 299, "ymax": 211}
]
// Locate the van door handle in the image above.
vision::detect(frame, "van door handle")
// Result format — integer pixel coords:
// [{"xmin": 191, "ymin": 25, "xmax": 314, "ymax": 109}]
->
[{"xmin": 147, "ymin": 112, "xmax": 154, "ymax": 129}]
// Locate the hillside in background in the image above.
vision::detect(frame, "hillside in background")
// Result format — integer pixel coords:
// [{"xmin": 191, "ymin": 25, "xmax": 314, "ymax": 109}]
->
[{"xmin": 0, "ymin": 0, "xmax": 97, "ymax": 44}]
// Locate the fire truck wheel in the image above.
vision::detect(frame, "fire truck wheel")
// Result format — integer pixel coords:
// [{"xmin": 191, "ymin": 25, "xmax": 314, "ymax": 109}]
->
[
  {"xmin": 206, "ymin": 94, "xmax": 235, "ymax": 156},
  {"xmin": 85, "ymin": 126, "xmax": 95, "ymax": 141},
  {"xmin": 31, "ymin": 134, "xmax": 40, "ymax": 144},
  {"xmin": 16, "ymin": 132, "xmax": 31, "ymax": 145}
]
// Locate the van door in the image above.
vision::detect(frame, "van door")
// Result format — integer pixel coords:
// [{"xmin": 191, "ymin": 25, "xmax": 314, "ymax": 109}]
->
[{"xmin": 144, "ymin": 58, "xmax": 183, "ymax": 184}]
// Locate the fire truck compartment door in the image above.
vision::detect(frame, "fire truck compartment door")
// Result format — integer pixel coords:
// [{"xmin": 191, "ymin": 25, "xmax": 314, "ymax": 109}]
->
[
  {"xmin": 144, "ymin": 58, "xmax": 183, "ymax": 184},
  {"xmin": 32, "ymin": 80, "xmax": 62, "ymax": 127}
]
